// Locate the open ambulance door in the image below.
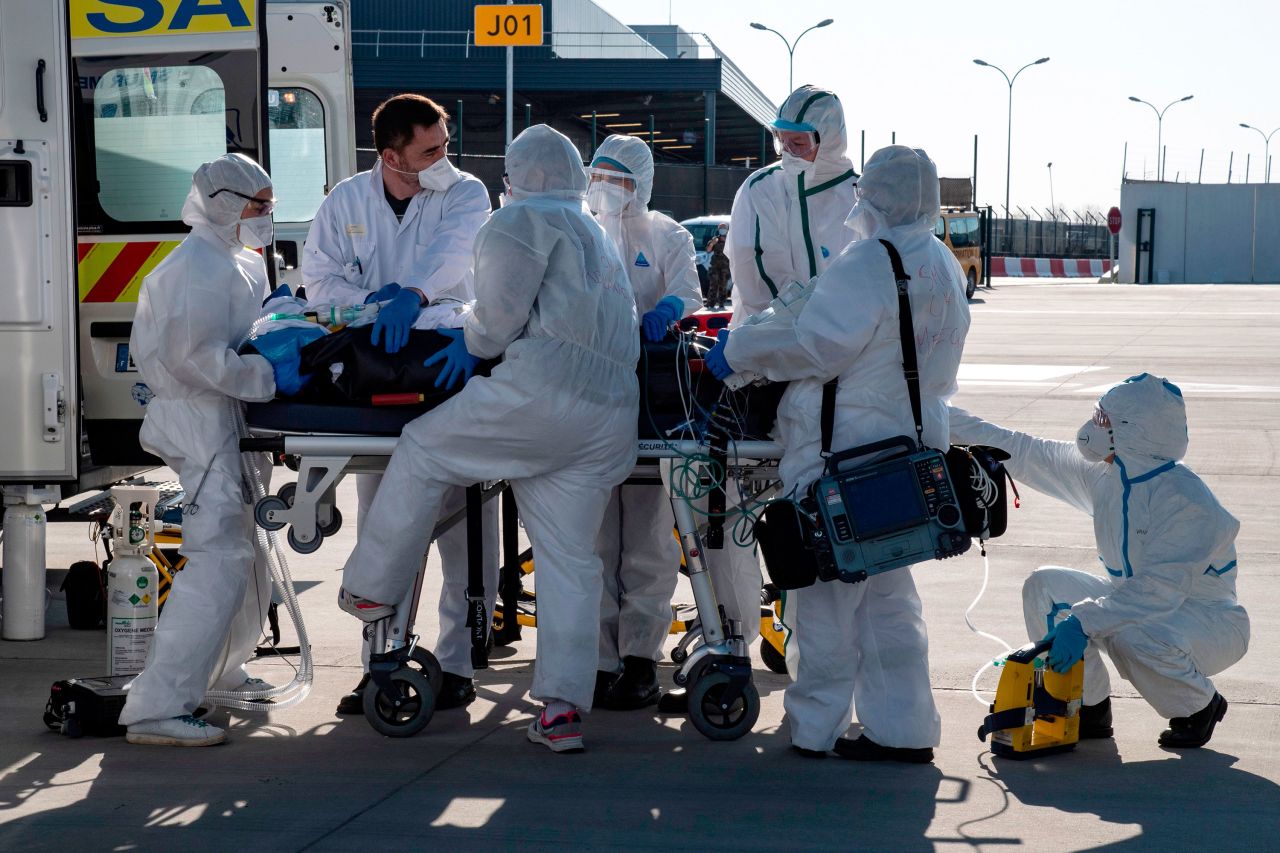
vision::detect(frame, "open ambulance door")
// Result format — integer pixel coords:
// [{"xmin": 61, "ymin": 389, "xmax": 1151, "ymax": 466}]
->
[
  {"xmin": 265, "ymin": 1, "xmax": 354, "ymax": 290},
  {"xmin": 69, "ymin": 0, "xmax": 270, "ymax": 490},
  {"xmin": 0, "ymin": 0, "xmax": 79, "ymax": 486}
]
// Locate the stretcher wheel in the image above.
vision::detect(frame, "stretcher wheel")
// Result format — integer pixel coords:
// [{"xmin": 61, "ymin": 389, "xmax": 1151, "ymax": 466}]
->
[
  {"xmin": 407, "ymin": 646, "xmax": 445, "ymax": 698},
  {"xmin": 687, "ymin": 671, "xmax": 760, "ymax": 741},
  {"xmin": 254, "ymin": 496, "xmax": 289, "ymax": 532},
  {"xmin": 277, "ymin": 482, "xmax": 297, "ymax": 505},
  {"xmin": 759, "ymin": 637, "xmax": 788, "ymax": 675},
  {"xmin": 287, "ymin": 527, "xmax": 324, "ymax": 554},
  {"xmin": 318, "ymin": 506, "xmax": 343, "ymax": 537},
  {"xmin": 363, "ymin": 667, "xmax": 435, "ymax": 738}
]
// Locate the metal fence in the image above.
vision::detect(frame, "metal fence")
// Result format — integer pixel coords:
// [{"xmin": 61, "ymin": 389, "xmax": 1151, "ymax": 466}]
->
[{"xmin": 988, "ymin": 215, "xmax": 1112, "ymax": 258}]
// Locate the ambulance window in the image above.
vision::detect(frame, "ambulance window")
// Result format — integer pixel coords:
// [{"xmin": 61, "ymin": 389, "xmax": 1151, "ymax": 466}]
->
[
  {"xmin": 268, "ymin": 88, "xmax": 327, "ymax": 223},
  {"xmin": 91, "ymin": 66, "xmax": 229, "ymax": 222}
]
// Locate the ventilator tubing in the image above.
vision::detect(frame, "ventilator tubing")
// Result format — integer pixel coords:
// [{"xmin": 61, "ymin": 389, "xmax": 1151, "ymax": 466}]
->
[
  {"xmin": 201, "ymin": 400, "xmax": 313, "ymax": 712},
  {"xmin": 967, "ymin": 547, "xmax": 1014, "ymax": 706}
]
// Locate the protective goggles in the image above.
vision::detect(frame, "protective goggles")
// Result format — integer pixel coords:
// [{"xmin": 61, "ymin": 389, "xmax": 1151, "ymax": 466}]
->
[
  {"xmin": 586, "ymin": 166, "xmax": 636, "ymax": 190},
  {"xmin": 772, "ymin": 129, "xmax": 819, "ymax": 158},
  {"xmin": 209, "ymin": 187, "xmax": 276, "ymax": 216},
  {"xmin": 1092, "ymin": 405, "xmax": 1112, "ymax": 428}
]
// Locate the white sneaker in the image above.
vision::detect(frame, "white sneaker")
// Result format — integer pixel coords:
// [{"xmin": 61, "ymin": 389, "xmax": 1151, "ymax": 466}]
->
[
  {"xmin": 230, "ymin": 676, "xmax": 276, "ymax": 703},
  {"xmin": 126, "ymin": 714, "xmax": 227, "ymax": 747}
]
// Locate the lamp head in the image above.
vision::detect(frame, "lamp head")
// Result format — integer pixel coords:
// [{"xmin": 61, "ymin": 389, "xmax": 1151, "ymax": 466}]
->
[
  {"xmin": 750, "ymin": 22, "xmax": 767, "ymax": 30},
  {"xmin": 1035, "ymin": 57, "xmax": 1050, "ymax": 64},
  {"xmin": 973, "ymin": 59, "xmax": 989, "ymax": 66},
  {"xmin": 1128, "ymin": 96, "xmax": 1141, "ymax": 102},
  {"xmin": 817, "ymin": 19, "xmax": 834, "ymax": 27},
  {"xmin": 1180, "ymin": 95, "xmax": 1194, "ymax": 102},
  {"xmin": 1241, "ymin": 122, "xmax": 1252, "ymax": 129}
]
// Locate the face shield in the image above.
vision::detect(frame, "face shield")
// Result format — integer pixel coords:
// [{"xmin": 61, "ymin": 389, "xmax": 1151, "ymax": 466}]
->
[{"xmin": 773, "ymin": 129, "xmax": 820, "ymax": 159}]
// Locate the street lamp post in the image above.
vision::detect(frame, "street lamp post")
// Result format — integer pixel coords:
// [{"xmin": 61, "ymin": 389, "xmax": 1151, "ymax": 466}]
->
[
  {"xmin": 749, "ymin": 19, "xmax": 834, "ymax": 96},
  {"xmin": 1240, "ymin": 123, "xmax": 1280, "ymax": 183},
  {"xmin": 973, "ymin": 57, "xmax": 1050, "ymax": 224},
  {"xmin": 1047, "ymin": 161, "xmax": 1055, "ymax": 219},
  {"xmin": 1128, "ymin": 95, "xmax": 1193, "ymax": 181}
]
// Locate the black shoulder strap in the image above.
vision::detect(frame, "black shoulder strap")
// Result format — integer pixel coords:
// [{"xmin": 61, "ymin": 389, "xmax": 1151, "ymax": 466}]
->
[
  {"xmin": 820, "ymin": 378, "xmax": 838, "ymax": 457},
  {"xmin": 878, "ymin": 239, "xmax": 925, "ymax": 449}
]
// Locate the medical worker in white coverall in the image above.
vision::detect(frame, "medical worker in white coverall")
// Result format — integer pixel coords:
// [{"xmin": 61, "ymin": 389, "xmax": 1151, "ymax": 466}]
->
[
  {"xmin": 950, "ymin": 373, "xmax": 1248, "ymax": 748},
  {"xmin": 302, "ymin": 94, "xmax": 498, "ymax": 713},
  {"xmin": 707, "ymin": 146, "xmax": 970, "ymax": 763},
  {"xmin": 338, "ymin": 125, "xmax": 639, "ymax": 754},
  {"xmin": 586, "ymin": 134, "xmax": 702, "ymax": 710},
  {"xmin": 691, "ymin": 86, "xmax": 861, "ymax": 700},
  {"xmin": 121, "ymin": 154, "xmax": 280, "ymax": 746}
]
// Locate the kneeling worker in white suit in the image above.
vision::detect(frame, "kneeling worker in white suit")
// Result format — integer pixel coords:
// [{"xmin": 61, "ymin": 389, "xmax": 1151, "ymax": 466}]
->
[
  {"xmin": 950, "ymin": 373, "xmax": 1248, "ymax": 748},
  {"xmin": 121, "ymin": 154, "xmax": 283, "ymax": 746},
  {"xmin": 338, "ymin": 125, "xmax": 640, "ymax": 754}
]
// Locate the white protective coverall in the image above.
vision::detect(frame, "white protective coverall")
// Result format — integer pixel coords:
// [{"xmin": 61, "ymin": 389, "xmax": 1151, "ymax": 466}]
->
[
  {"xmin": 950, "ymin": 374, "xmax": 1249, "ymax": 718},
  {"xmin": 302, "ymin": 158, "xmax": 499, "ymax": 679},
  {"xmin": 588, "ymin": 134, "xmax": 702, "ymax": 668},
  {"xmin": 120, "ymin": 154, "xmax": 277, "ymax": 725},
  {"xmin": 723, "ymin": 146, "xmax": 970, "ymax": 750},
  {"xmin": 711, "ymin": 87, "xmax": 861, "ymax": 647},
  {"xmin": 342, "ymin": 125, "xmax": 640, "ymax": 711}
]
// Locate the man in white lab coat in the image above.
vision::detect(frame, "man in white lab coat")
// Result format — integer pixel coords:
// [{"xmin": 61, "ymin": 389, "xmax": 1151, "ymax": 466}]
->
[{"xmin": 302, "ymin": 93, "xmax": 498, "ymax": 713}]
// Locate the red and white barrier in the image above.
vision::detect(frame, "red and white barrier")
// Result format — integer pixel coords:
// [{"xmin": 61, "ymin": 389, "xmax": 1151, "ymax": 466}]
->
[{"xmin": 988, "ymin": 257, "xmax": 1112, "ymax": 278}]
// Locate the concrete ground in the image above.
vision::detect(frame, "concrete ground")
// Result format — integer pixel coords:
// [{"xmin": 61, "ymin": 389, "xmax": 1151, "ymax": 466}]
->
[{"xmin": 2, "ymin": 280, "xmax": 1279, "ymax": 851}]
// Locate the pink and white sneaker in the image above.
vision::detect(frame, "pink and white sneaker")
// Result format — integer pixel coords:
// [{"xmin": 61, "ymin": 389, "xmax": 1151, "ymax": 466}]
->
[{"xmin": 527, "ymin": 708, "xmax": 585, "ymax": 753}]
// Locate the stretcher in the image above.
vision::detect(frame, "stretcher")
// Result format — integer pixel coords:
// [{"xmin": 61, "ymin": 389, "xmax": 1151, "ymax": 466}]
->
[{"xmin": 240, "ymin": 399, "xmax": 785, "ymax": 741}]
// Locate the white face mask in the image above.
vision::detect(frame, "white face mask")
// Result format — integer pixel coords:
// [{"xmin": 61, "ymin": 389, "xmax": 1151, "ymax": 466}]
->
[
  {"xmin": 587, "ymin": 181, "xmax": 633, "ymax": 217},
  {"xmin": 239, "ymin": 215, "xmax": 273, "ymax": 250},
  {"xmin": 1076, "ymin": 419, "xmax": 1113, "ymax": 463},
  {"xmin": 383, "ymin": 154, "xmax": 461, "ymax": 192},
  {"xmin": 781, "ymin": 151, "xmax": 818, "ymax": 179}
]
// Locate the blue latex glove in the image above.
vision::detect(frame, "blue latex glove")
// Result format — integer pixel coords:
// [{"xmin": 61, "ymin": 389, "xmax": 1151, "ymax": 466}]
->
[
  {"xmin": 371, "ymin": 288, "xmax": 421, "ymax": 354},
  {"xmin": 641, "ymin": 295, "xmax": 685, "ymax": 342},
  {"xmin": 423, "ymin": 328, "xmax": 481, "ymax": 390},
  {"xmin": 252, "ymin": 327, "xmax": 325, "ymax": 397},
  {"xmin": 705, "ymin": 328, "xmax": 735, "ymax": 380},
  {"xmin": 364, "ymin": 282, "xmax": 402, "ymax": 304},
  {"xmin": 1042, "ymin": 615, "xmax": 1088, "ymax": 673}
]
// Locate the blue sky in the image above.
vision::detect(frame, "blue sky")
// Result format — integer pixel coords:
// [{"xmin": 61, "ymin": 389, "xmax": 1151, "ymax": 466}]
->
[{"xmin": 595, "ymin": 0, "xmax": 1275, "ymax": 215}]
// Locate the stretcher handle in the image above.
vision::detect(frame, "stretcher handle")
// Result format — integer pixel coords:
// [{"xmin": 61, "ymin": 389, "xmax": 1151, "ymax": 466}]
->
[
  {"xmin": 1004, "ymin": 638, "xmax": 1054, "ymax": 666},
  {"xmin": 823, "ymin": 435, "xmax": 917, "ymax": 474},
  {"xmin": 240, "ymin": 437, "xmax": 285, "ymax": 453}
]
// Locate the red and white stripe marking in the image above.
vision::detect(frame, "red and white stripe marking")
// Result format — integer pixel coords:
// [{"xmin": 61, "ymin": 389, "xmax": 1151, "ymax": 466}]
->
[{"xmin": 988, "ymin": 257, "xmax": 1113, "ymax": 278}]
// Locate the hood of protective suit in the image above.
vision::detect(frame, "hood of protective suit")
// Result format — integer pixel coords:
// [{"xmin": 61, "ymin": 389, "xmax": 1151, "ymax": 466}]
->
[
  {"xmin": 182, "ymin": 153, "xmax": 272, "ymax": 249},
  {"xmin": 843, "ymin": 145, "xmax": 940, "ymax": 242},
  {"xmin": 505, "ymin": 124, "xmax": 587, "ymax": 201},
  {"xmin": 1099, "ymin": 373, "xmax": 1189, "ymax": 468},
  {"xmin": 772, "ymin": 85, "xmax": 853, "ymax": 179},
  {"xmin": 591, "ymin": 134, "xmax": 654, "ymax": 211}
]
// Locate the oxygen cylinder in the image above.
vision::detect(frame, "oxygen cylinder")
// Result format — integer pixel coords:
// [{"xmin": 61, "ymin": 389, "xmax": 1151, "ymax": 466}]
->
[
  {"xmin": 1, "ymin": 502, "xmax": 48, "ymax": 641},
  {"xmin": 107, "ymin": 552, "xmax": 158, "ymax": 676}
]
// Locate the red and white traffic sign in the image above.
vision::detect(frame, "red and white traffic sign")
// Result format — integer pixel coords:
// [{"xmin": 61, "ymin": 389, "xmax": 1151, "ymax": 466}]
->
[{"xmin": 1107, "ymin": 206, "xmax": 1122, "ymax": 235}]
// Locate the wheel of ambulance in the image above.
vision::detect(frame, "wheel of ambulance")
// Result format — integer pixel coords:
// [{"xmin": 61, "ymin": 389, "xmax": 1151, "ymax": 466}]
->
[
  {"xmin": 318, "ymin": 506, "xmax": 343, "ymax": 537},
  {"xmin": 254, "ymin": 496, "xmax": 288, "ymax": 532},
  {"xmin": 407, "ymin": 646, "xmax": 445, "ymax": 698},
  {"xmin": 759, "ymin": 636, "xmax": 788, "ymax": 675},
  {"xmin": 363, "ymin": 667, "xmax": 436, "ymax": 738},
  {"xmin": 966, "ymin": 268, "xmax": 978, "ymax": 300},
  {"xmin": 287, "ymin": 526, "xmax": 324, "ymax": 555},
  {"xmin": 687, "ymin": 671, "xmax": 760, "ymax": 741},
  {"xmin": 277, "ymin": 482, "xmax": 297, "ymax": 506}
]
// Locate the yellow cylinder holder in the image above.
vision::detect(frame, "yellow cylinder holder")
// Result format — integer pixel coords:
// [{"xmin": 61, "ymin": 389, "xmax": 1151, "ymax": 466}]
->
[{"xmin": 978, "ymin": 639, "xmax": 1084, "ymax": 758}]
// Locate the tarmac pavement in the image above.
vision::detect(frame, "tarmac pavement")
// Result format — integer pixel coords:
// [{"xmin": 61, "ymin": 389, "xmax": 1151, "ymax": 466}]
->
[{"xmin": 2, "ymin": 280, "xmax": 1278, "ymax": 851}]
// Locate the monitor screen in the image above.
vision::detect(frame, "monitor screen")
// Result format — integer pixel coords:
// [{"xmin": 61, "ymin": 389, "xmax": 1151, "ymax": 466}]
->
[{"xmin": 842, "ymin": 463, "xmax": 928, "ymax": 540}]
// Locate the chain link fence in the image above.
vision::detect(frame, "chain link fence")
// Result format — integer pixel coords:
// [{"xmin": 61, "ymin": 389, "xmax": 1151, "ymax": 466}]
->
[{"xmin": 988, "ymin": 216, "xmax": 1112, "ymax": 258}]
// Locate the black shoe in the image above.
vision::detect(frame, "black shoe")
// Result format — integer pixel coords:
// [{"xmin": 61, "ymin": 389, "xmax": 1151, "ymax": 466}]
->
[
  {"xmin": 597, "ymin": 656, "xmax": 659, "ymax": 711},
  {"xmin": 594, "ymin": 669, "xmax": 618, "ymax": 706},
  {"xmin": 1079, "ymin": 697, "xmax": 1114, "ymax": 739},
  {"xmin": 656, "ymin": 687, "xmax": 688, "ymax": 714},
  {"xmin": 791, "ymin": 744, "xmax": 828, "ymax": 759},
  {"xmin": 435, "ymin": 671, "xmax": 477, "ymax": 710},
  {"xmin": 335, "ymin": 674, "xmax": 370, "ymax": 715},
  {"xmin": 1159, "ymin": 692, "xmax": 1227, "ymax": 748},
  {"xmin": 833, "ymin": 734, "xmax": 934, "ymax": 764}
]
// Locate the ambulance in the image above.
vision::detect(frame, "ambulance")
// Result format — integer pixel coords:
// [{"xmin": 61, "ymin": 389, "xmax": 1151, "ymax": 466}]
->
[{"xmin": 0, "ymin": 0, "xmax": 354, "ymax": 500}]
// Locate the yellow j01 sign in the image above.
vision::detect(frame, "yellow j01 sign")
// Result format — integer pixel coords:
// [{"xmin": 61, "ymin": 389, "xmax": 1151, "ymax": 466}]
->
[{"xmin": 474, "ymin": 4, "xmax": 543, "ymax": 47}]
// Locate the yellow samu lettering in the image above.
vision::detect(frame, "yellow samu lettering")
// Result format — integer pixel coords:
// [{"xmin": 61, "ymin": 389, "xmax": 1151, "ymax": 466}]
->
[{"xmin": 75, "ymin": 0, "xmax": 253, "ymax": 37}]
